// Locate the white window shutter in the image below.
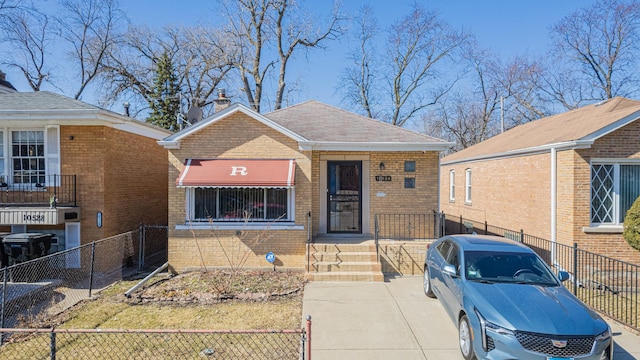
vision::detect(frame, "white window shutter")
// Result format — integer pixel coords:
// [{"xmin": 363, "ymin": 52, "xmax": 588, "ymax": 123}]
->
[{"xmin": 45, "ymin": 125, "xmax": 60, "ymax": 181}]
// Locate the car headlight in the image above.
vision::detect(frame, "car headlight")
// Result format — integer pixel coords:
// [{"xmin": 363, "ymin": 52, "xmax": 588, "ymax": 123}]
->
[
  {"xmin": 595, "ymin": 327, "xmax": 611, "ymax": 342},
  {"xmin": 475, "ymin": 309, "xmax": 515, "ymax": 352}
]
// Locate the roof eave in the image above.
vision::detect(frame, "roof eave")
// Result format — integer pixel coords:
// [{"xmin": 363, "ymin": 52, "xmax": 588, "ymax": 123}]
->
[
  {"xmin": 441, "ymin": 140, "xmax": 594, "ymax": 165},
  {"xmin": 299, "ymin": 141, "xmax": 454, "ymax": 152},
  {"xmin": 0, "ymin": 109, "xmax": 170, "ymax": 139},
  {"xmin": 161, "ymin": 104, "xmax": 308, "ymax": 146}
]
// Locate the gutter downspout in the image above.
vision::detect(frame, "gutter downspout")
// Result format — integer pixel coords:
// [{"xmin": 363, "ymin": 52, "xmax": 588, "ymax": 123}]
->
[
  {"xmin": 551, "ymin": 147, "xmax": 557, "ymax": 267},
  {"xmin": 437, "ymin": 153, "xmax": 442, "ymax": 214}
]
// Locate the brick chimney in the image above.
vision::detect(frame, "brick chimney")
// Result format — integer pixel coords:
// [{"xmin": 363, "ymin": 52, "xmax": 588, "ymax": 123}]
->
[
  {"xmin": 213, "ymin": 89, "xmax": 231, "ymax": 112},
  {"xmin": 0, "ymin": 69, "xmax": 17, "ymax": 93}
]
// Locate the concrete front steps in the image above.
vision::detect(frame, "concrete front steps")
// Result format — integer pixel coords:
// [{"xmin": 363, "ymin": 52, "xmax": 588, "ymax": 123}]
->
[{"xmin": 307, "ymin": 242, "xmax": 384, "ymax": 282}]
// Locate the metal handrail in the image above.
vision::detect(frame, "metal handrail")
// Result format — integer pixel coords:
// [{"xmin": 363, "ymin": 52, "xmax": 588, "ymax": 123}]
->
[
  {"xmin": 374, "ymin": 215, "xmax": 380, "ymax": 263},
  {"xmin": 0, "ymin": 174, "xmax": 76, "ymax": 207}
]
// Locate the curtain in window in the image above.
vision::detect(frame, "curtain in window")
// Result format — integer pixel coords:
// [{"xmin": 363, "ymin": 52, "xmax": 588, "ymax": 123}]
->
[{"xmin": 620, "ymin": 165, "xmax": 640, "ymax": 221}]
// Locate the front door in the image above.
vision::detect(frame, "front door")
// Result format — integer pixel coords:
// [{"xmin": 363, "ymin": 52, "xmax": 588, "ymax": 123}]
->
[
  {"xmin": 65, "ymin": 222, "xmax": 81, "ymax": 268},
  {"xmin": 327, "ymin": 161, "xmax": 362, "ymax": 233}
]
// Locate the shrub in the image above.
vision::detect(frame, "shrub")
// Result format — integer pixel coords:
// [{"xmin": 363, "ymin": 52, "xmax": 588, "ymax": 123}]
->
[{"xmin": 623, "ymin": 196, "xmax": 640, "ymax": 251}]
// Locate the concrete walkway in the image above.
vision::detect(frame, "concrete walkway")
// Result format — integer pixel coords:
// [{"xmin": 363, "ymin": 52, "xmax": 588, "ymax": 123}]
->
[{"xmin": 302, "ymin": 276, "xmax": 640, "ymax": 360}]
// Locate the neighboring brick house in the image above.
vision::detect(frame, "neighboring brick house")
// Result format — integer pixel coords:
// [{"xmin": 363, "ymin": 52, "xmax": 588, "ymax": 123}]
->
[
  {"xmin": 159, "ymin": 100, "xmax": 451, "ymax": 272},
  {"xmin": 0, "ymin": 90, "xmax": 170, "ymax": 266},
  {"xmin": 440, "ymin": 97, "xmax": 640, "ymax": 264}
]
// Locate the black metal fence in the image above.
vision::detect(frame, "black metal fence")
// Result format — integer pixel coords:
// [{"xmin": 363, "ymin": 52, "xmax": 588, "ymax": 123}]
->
[
  {"xmin": 0, "ymin": 326, "xmax": 309, "ymax": 360},
  {"xmin": 0, "ymin": 225, "xmax": 167, "ymax": 330},
  {"xmin": 441, "ymin": 213, "xmax": 640, "ymax": 332},
  {"xmin": 374, "ymin": 213, "xmax": 439, "ymax": 240},
  {"xmin": 0, "ymin": 175, "xmax": 76, "ymax": 207}
]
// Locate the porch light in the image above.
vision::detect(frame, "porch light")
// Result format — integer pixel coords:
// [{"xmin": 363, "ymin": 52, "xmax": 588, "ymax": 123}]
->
[{"xmin": 379, "ymin": 162, "xmax": 385, "ymax": 170}]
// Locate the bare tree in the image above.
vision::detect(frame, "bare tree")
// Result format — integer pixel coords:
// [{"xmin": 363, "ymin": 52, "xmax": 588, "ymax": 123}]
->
[
  {"xmin": 338, "ymin": 5, "xmax": 379, "ymax": 119},
  {"xmin": 272, "ymin": 0, "xmax": 343, "ymax": 110},
  {"xmin": 339, "ymin": 3, "xmax": 469, "ymax": 127},
  {"xmin": 222, "ymin": 0, "xmax": 343, "ymax": 112},
  {"xmin": 222, "ymin": 0, "xmax": 270, "ymax": 112},
  {"xmin": 425, "ymin": 43, "xmax": 501, "ymax": 151},
  {"xmin": 384, "ymin": 4, "xmax": 469, "ymax": 127},
  {"xmin": 498, "ymin": 56, "xmax": 553, "ymax": 126},
  {"xmin": 178, "ymin": 26, "xmax": 234, "ymax": 111},
  {"xmin": 548, "ymin": 0, "xmax": 640, "ymax": 106},
  {"xmin": 0, "ymin": 9, "xmax": 54, "ymax": 90},
  {"xmin": 99, "ymin": 25, "xmax": 233, "ymax": 118},
  {"xmin": 58, "ymin": 0, "xmax": 126, "ymax": 100},
  {"xmin": 0, "ymin": 0, "xmax": 24, "ymax": 20}
]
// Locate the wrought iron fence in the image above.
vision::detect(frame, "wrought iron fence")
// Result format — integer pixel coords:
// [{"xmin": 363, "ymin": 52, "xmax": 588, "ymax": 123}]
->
[
  {"xmin": 442, "ymin": 212, "xmax": 640, "ymax": 332},
  {"xmin": 0, "ymin": 326, "xmax": 309, "ymax": 360},
  {"xmin": 0, "ymin": 225, "xmax": 167, "ymax": 330},
  {"xmin": 0, "ymin": 175, "xmax": 76, "ymax": 207},
  {"xmin": 374, "ymin": 213, "xmax": 439, "ymax": 240}
]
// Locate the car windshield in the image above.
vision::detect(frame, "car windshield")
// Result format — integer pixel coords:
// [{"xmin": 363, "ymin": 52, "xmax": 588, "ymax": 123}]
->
[{"xmin": 464, "ymin": 250, "xmax": 559, "ymax": 286}]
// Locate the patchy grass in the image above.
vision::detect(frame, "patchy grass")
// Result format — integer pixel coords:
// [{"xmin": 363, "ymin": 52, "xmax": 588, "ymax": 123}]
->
[
  {"xmin": 46, "ymin": 270, "xmax": 307, "ymax": 330},
  {"xmin": 0, "ymin": 271, "xmax": 307, "ymax": 359}
]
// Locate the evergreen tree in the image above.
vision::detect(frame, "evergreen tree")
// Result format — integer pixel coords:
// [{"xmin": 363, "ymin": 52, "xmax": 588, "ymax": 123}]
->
[
  {"xmin": 147, "ymin": 52, "xmax": 180, "ymax": 130},
  {"xmin": 623, "ymin": 196, "xmax": 640, "ymax": 251}
]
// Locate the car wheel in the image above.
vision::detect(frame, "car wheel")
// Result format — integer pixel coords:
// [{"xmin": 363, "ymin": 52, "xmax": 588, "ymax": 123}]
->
[
  {"xmin": 459, "ymin": 315, "xmax": 476, "ymax": 360},
  {"xmin": 423, "ymin": 265, "xmax": 435, "ymax": 298}
]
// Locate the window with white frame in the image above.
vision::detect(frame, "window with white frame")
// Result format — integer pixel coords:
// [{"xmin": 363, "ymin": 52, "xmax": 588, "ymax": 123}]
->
[
  {"xmin": 591, "ymin": 162, "xmax": 640, "ymax": 225},
  {"xmin": 12, "ymin": 130, "xmax": 45, "ymax": 184},
  {"xmin": 465, "ymin": 169, "xmax": 472, "ymax": 203},
  {"xmin": 0, "ymin": 131, "xmax": 4, "ymax": 184},
  {"xmin": 188, "ymin": 187, "xmax": 292, "ymax": 222},
  {"xmin": 449, "ymin": 170, "xmax": 455, "ymax": 201}
]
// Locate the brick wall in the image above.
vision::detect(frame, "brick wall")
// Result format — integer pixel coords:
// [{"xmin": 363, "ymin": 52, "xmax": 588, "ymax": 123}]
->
[
  {"xmin": 440, "ymin": 153, "xmax": 552, "ymax": 239},
  {"xmin": 60, "ymin": 126, "xmax": 168, "ymax": 245},
  {"xmin": 167, "ymin": 113, "xmax": 443, "ymax": 272},
  {"xmin": 167, "ymin": 113, "xmax": 311, "ymax": 272},
  {"xmin": 440, "ymin": 121, "xmax": 640, "ymax": 263},
  {"xmin": 569, "ymin": 122, "xmax": 640, "ymax": 263},
  {"xmin": 379, "ymin": 241, "xmax": 430, "ymax": 275},
  {"xmin": 368, "ymin": 152, "xmax": 440, "ymax": 227}
]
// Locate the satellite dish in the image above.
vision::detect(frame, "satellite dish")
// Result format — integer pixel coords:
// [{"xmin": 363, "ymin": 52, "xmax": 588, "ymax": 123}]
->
[{"xmin": 186, "ymin": 106, "xmax": 203, "ymax": 124}]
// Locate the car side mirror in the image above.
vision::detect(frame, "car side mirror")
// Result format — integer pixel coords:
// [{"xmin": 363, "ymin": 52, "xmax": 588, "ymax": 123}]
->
[
  {"xmin": 558, "ymin": 271, "xmax": 570, "ymax": 282},
  {"xmin": 443, "ymin": 264, "xmax": 458, "ymax": 277}
]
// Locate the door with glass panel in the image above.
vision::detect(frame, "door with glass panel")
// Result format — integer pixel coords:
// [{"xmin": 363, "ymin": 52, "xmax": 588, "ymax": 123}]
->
[{"xmin": 327, "ymin": 161, "xmax": 362, "ymax": 233}]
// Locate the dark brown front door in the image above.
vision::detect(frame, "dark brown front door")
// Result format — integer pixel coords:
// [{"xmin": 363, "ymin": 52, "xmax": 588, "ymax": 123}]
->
[{"xmin": 327, "ymin": 161, "xmax": 362, "ymax": 233}]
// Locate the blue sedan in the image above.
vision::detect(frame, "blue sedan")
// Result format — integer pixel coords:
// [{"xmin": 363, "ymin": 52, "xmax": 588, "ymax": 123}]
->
[{"xmin": 423, "ymin": 234, "xmax": 613, "ymax": 360}]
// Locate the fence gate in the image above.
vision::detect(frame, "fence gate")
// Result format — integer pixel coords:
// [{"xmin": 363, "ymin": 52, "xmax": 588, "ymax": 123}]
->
[{"xmin": 139, "ymin": 224, "xmax": 168, "ymax": 271}]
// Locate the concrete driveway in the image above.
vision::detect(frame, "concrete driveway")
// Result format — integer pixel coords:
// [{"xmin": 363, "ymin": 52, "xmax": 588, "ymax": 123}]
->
[{"xmin": 302, "ymin": 276, "xmax": 640, "ymax": 360}]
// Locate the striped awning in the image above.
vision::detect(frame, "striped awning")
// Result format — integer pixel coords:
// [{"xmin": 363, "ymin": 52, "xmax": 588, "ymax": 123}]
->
[{"xmin": 176, "ymin": 159, "xmax": 296, "ymax": 188}]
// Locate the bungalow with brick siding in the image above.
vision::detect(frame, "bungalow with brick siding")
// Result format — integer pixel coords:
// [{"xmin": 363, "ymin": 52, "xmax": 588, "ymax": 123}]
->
[
  {"xmin": 0, "ymin": 88, "xmax": 170, "ymax": 267},
  {"xmin": 158, "ymin": 99, "xmax": 452, "ymax": 279},
  {"xmin": 440, "ymin": 97, "xmax": 640, "ymax": 264}
]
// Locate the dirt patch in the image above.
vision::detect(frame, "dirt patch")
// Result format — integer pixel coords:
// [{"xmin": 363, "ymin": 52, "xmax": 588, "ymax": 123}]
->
[{"xmin": 124, "ymin": 270, "xmax": 308, "ymax": 304}]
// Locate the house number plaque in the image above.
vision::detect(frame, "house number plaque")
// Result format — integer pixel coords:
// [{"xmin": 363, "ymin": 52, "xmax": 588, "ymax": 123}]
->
[{"xmin": 375, "ymin": 176, "xmax": 392, "ymax": 182}]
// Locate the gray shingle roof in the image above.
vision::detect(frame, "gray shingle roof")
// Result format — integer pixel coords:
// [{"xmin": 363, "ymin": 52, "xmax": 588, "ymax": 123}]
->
[
  {"xmin": 265, "ymin": 100, "xmax": 447, "ymax": 144},
  {"xmin": 0, "ymin": 91, "xmax": 100, "ymax": 111}
]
